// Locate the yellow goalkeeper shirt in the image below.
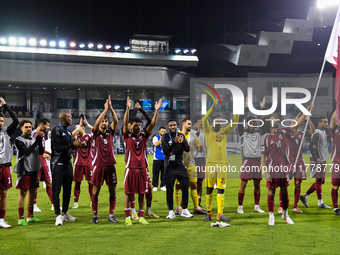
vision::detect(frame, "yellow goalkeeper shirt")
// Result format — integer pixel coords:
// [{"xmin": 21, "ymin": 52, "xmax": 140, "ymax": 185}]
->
[{"xmin": 202, "ymin": 106, "xmax": 239, "ymax": 164}]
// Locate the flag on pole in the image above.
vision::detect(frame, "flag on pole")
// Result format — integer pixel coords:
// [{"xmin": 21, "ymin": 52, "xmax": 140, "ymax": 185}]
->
[{"xmin": 325, "ymin": 6, "xmax": 340, "ymax": 123}]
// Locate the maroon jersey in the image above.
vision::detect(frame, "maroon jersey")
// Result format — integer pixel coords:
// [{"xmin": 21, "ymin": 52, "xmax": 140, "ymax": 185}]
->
[
  {"xmin": 74, "ymin": 134, "xmax": 93, "ymax": 166},
  {"xmin": 124, "ymin": 129, "xmax": 151, "ymax": 169},
  {"xmin": 286, "ymin": 130, "xmax": 310, "ymax": 163},
  {"xmin": 331, "ymin": 128, "xmax": 340, "ymax": 162},
  {"xmin": 261, "ymin": 127, "xmax": 290, "ymax": 177},
  {"xmin": 92, "ymin": 127, "xmax": 116, "ymax": 166},
  {"xmin": 31, "ymin": 129, "xmax": 46, "ymax": 149}
]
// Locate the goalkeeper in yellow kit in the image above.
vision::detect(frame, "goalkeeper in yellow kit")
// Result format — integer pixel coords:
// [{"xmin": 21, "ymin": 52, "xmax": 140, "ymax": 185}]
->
[{"xmin": 203, "ymin": 100, "xmax": 239, "ymax": 222}]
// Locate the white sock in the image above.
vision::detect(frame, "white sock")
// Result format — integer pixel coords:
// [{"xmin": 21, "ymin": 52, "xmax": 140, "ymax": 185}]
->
[
  {"xmin": 239, "ymin": 205, "xmax": 243, "ymax": 208},
  {"xmin": 269, "ymin": 212, "xmax": 274, "ymax": 218},
  {"xmin": 334, "ymin": 208, "xmax": 338, "ymax": 211},
  {"xmin": 304, "ymin": 193, "xmax": 309, "ymax": 198},
  {"xmin": 147, "ymin": 207, "xmax": 151, "ymax": 213},
  {"xmin": 283, "ymin": 209, "xmax": 288, "ymax": 218},
  {"xmin": 254, "ymin": 205, "xmax": 259, "ymax": 209},
  {"xmin": 131, "ymin": 208, "xmax": 136, "ymax": 214},
  {"xmin": 318, "ymin": 199, "xmax": 323, "ymax": 205},
  {"xmin": 126, "ymin": 216, "xmax": 131, "ymax": 219}
]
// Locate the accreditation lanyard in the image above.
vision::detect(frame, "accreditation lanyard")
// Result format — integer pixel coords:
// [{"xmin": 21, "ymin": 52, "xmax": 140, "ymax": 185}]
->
[
  {"xmin": 168, "ymin": 132, "xmax": 178, "ymax": 161},
  {"xmin": 59, "ymin": 124, "xmax": 71, "ymax": 144}
]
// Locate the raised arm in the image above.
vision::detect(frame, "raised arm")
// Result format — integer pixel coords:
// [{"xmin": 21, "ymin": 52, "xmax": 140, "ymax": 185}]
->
[
  {"xmin": 135, "ymin": 102, "xmax": 152, "ymax": 129},
  {"xmin": 290, "ymin": 104, "xmax": 314, "ymax": 132},
  {"xmin": 308, "ymin": 118, "xmax": 315, "ymax": 135},
  {"xmin": 202, "ymin": 102, "xmax": 215, "ymax": 133},
  {"xmin": 1, "ymin": 97, "xmax": 19, "ymax": 136},
  {"xmin": 123, "ymin": 97, "xmax": 131, "ymax": 134},
  {"xmin": 72, "ymin": 118, "xmax": 82, "ymax": 138},
  {"xmin": 93, "ymin": 99, "xmax": 109, "ymax": 132},
  {"xmin": 83, "ymin": 116, "xmax": 93, "ymax": 130},
  {"xmin": 146, "ymin": 99, "xmax": 162, "ymax": 134},
  {"xmin": 108, "ymin": 95, "xmax": 118, "ymax": 131}
]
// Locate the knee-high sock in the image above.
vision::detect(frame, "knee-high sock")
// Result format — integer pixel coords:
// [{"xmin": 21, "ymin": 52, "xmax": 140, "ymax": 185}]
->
[
  {"xmin": 254, "ymin": 193, "xmax": 260, "ymax": 206},
  {"xmin": 0, "ymin": 210, "xmax": 6, "ymax": 220},
  {"xmin": 18, "ymin": 208, "xmax": 24, "ymax": 219},
  {"xmin": 27, "ymin": 206, "xmax": 33, "ymax": 218},
  {"xmin": 175, "ymin": 188, "xmax": 181, "ymax": 208},
  {"xmin": 315, "ymin": 179, "xmax": 323, "ymax": 200},
  {"xmin": 34, "ymin": 189, "xmax": 38, "ymax": 205},
  {"xmin": 109, "ymin": 195, "xmax": 116, "ymax": 215},
  {"xmin": 279, "ymin": 190, "xmax": 282, "ymax": 208},
  {"xmin": 294, "ymin": 188, "xmax": 301, "ymax": 208},
  {"xmin": 216, "ymin": 193, "xmax": 225, "ymax": 215},
  {"xmin": 46, "ymin": 186, "xmax": 53, "ymax": 204},
  {"xmin": 332, "ymin": 188, "xmax": 339, "ymax": 209},
  {"xmin": 74, "ymin": 182, "xmax": 81, "ymax": 203},
  {"xmin": 267, "ymin": 195, "xmax": 274, "ymax": 213},
  {"xmin": 306, "ymin": 182, "xmax": 316, "ymax": 195},
  {"xmin": 238, "ymin": 193, "xmax": 245, "ymax": 206},
  {"xmin": 190, "ymin": 189, "xmax": 199, "ymax": 208},
  {"xmin": 146, "ymin": 185, "xmax": 152, "ymax": 208},
  {"xmin": 206, "ymin": 193, "xmax": 213, "ymax": 212},
  {"xmin": 281, "ymin": 192, "xmax": 289, "ymax": 210},
  {"xmin": 91, "ymin": 193, "xmax": 99, "ymax": 216},
  {"xmin": 88, "ymin": 184, "xmax": 93, "ymax": 200}
]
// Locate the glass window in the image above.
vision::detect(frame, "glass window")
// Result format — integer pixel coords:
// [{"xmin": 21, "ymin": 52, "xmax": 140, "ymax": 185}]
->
[{"xmin": 57, "ymin": 99, "xmax": 78, "ymax": 109}]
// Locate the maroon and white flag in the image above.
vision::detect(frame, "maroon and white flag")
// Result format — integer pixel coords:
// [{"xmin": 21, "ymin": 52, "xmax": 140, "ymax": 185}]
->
[{"xmin": 325, "ymin": 6, "xmax": 340, "ymax": 123}]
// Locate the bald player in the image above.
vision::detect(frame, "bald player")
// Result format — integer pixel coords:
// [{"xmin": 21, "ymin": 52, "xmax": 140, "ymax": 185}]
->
[{"xmin": 51, "ymin": 111, "xmax": 84, "ymax": 226}]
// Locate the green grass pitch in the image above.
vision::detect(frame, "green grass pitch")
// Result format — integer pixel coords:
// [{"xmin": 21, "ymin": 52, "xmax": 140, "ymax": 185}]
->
[{"xmin": 1, "ymin": 154, "xmax": 339, "ymax": 255}]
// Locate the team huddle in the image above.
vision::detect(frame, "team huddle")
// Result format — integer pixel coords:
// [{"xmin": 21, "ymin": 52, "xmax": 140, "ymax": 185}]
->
[{"xmin": 0, "ymin": 95, "xmax": 340, "ymax": 229}]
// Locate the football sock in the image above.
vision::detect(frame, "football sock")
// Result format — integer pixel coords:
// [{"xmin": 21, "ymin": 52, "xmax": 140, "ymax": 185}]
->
[
  {"xmin": 0, "ymin": 209, "xmax": 6, "ymax": 219},
  {"xmin": 206, "ymin": 193, "xmax": 213, "ymax": 212},
  {"xmin": 18, "ymin": 208, "xmax": 24, "ymax": 219},
  {"xmin": 88, "ymin": 184, "xmax": 93, "ymax": 200},
  {"xmin": 109, "ymin": 195, "xmax": 116, "ymax": 216},
  {"xmin": 27, "ymin": 206, "xmax": 33, "ymax": 218},
  {"xmin": 238, "ymin": 192, "xmax": 245, "ymax": 206},
  {"xmin": 315, "ymin": 179, "xmax": 323, "ymax": 200},
  {"xmin": 279, "ymin": 190, "xmax": 282, "ymax": 208},
  {"xmin": 147, "ymin": 207, "xmax": 151, "ymax": 213},
  {"xmin": 34, "ymin": 189, "xmax": 38, "ymax": 205},
  {"xmin": 267, "ymin": 195, "xmax": 274, "ymax": 213},
  {"xmin": 306, "ymin": 183, "xmax": 316, "ymax": 195},
  {"xmin": 331, "ymin": 188, "xmax": 338, "ymax": 209},
  {"xmin": 318, "ymin": 199, "xmax": 324, "ymax": 206},
  {"xmin": 294, "ymin": 188, "xmax": 301, "ymax": 208},
  {"xmin": 138, "ymin": 210, "xmax": 144, "ymax": 218},
  {"xmin": 254, "ymin": 193, "xmax": 260, "ymax": 205},
  {"xmin": 175, "ymin": 188, "xmax": 181, "ymax": 207},
  {"xmin": 74, "ymin": 182, "xmax": 81, "ymax": 203},
  {"xmin": 146, "ymin": 188, "xmax": 152, "ymax": 208},
  {"xmin": 46, "ymin": 186, "xmax": 53, "ymax": 204},
  {"xmin": 217, "ymin": 193, "xmax": 224, "ymax": 215},
  {"xmin": 91, "ymin": 193, "xmax": 99, "ymax": 216},
  {"xmin": 190, "ymin": 189, "xmax": 199, "ymax": 208},
  {"xmin": 198, "ymin": 196, "xmax": 201, "ymax": 205},
  {"xmin": 124, "ymin": 208, "xmax": 131, "ymax": 218},
  {"xmin": 281, "ymin": 192, "xmax": 289, "ymax": 210}
]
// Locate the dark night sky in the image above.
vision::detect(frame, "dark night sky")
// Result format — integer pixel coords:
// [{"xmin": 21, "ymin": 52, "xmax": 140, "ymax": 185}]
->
[{"xmin": 0, "ymin": 0, "xmax": 318, "ymax": 49}]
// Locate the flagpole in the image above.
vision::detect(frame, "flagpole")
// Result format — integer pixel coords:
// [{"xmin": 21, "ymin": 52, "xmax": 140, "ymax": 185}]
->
[{"xmin": 292, "ymin": 58, "xmax": 327, "ymax": 173}]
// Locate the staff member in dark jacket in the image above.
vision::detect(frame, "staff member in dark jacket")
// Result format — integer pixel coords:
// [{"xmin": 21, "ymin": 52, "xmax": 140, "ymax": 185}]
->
[
  {"xmin": 51, "ymin": 111, "xmax": 83, "ymax": 226},
  {"xmin": 15, "ymin": 119, "xmax": 44, "ymax": 226},
  {"xmin": 0, "ymin": 97, "xmax": 19, "ymax": 229},
  {"xmin": 162, "ymin": 119, "xmax": 193, "ymax": 219}
]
